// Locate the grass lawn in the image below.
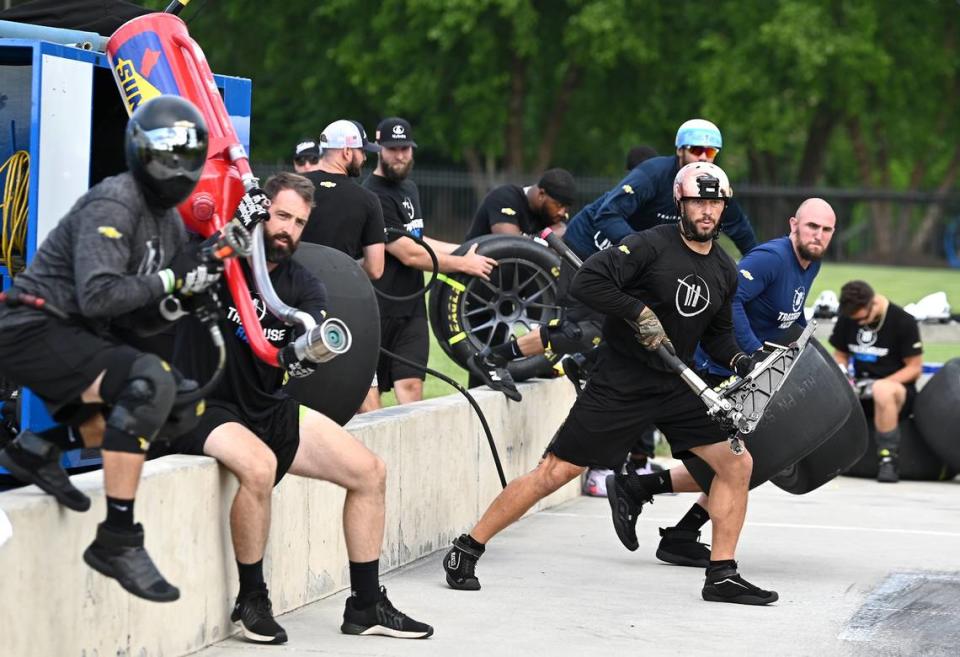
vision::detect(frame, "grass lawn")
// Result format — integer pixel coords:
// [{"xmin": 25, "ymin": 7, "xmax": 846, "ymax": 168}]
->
[{"xmin": 381, "ymin": 258, "xmax": 959, "ymax": 405}]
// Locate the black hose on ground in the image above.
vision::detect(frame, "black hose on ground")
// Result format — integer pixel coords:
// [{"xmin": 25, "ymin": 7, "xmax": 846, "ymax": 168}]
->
[{"xmin": 374, "ymin": 229, "xmax": 507, "ymax": 489}]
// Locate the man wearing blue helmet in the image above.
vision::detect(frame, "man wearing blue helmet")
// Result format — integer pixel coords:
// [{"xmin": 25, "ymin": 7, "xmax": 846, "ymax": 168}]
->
[{"xmin": 563, "ymin": 119, "xmax": 757, "ymax": 261}]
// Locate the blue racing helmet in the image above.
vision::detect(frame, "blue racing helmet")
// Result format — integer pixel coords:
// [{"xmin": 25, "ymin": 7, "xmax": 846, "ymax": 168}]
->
[{"xmin": 675, "ymin": 119, "xmax": 723, "ymax": 150}]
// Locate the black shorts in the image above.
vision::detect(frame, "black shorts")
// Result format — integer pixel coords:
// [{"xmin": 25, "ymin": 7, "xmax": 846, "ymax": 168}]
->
[
  {"xmin": 545, "ymin": 345, "xmax": 728, "ymax": 467},
  {"xmin": 156, "ymin": 398, "xmax": 301, "ymax": 485},
  {"xmin": 0, "ymin": 318, "xmax": 139, "ymax": 423},
  {"xmin": 861, "ymin": 382, "xmax": 918, "ymax": 421},
  {"xmin": 376, "ymin": 315, "xmax": 428, "ymax": 392}
]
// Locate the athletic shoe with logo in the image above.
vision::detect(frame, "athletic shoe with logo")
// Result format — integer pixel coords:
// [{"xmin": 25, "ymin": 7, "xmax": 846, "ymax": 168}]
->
[
  {"xmin": 583, "ymin": 468, "xmax": 614, "ymax": 496},
  {"xmin": 341, "ymin": 586, "xmax": 433, "ymax": 638},
  {"xmin": 655, "ymin": 526, "xmax": 711, "ymax": 568},
  {"xmin": 231, "ymin": 587, "xmax": 287, "ymax": 644},
  {"xmin": 0, "ymin": 430, "xmax": 90, "ymax": 511},
  {"xmin": 605, "ymin": 472, "xmax": 653, "ymax": 551},
  {"xmin": 702, "ymin": 564, "xmax": 778, "ymax": 605},
  {"xmin": 468, "ymin": 350, "xmax": 522, "ymax": 402},
  {"xmin": 83, "ymin": 522, "xmax": 179, "ymax": 602},
  {"xmin": 443, "ymin": 534, "xmax": 482, "ymax": 590},
  {"xmin": 876, "ymin": 453, "xmax": 899, "ymax": 483}
]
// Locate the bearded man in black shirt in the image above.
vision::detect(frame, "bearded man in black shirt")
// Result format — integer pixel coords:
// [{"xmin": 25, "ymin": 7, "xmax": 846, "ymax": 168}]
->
[
  {"xmin": 158, "ymin": 173, "xmax": 432, "ymax": 643},
  {"xmin": 829, "ymin": 280, "xmax": 923, "ymax": 483},
  {"xmin": 442, "ymin": 163, "xmax": 778, "ymax": 606},
  {"xmin": 361, "ymin": 117, "xmax": 496, "ymax": 411}
]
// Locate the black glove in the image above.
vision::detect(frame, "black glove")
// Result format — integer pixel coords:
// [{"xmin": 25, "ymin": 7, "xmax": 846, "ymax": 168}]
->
[
  {"xmin": 232, "ymin": 187, "xmax": 271, "ymax": 229},
  {"xmin": 278, "ymin": 343, "xmax": 318, "ymax": 379},
  {"xmin": 159, "ymin": 242, "xmax": 223, "ymax": 295},
  {"xmin": 730, "ymin": 351, "xmax": 763, "ymax": 378}
]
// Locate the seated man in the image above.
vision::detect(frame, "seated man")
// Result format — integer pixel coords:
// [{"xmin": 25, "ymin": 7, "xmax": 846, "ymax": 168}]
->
[
  {"xmin": 830, "ymin": 280, "xmax": 923, "ymax": 483},
  {"xmin": 0, "ymin": 96, "xmax": 220, "ymax": 601},
  {"xmin": 159, "ymin": 172, "xmax": 432, "ymax": 643}
]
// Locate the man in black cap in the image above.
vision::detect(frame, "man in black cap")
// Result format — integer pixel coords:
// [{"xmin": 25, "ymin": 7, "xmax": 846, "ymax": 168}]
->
[
  {"xmin": 292, "ymin": 138, "xmax": 321, "ymax": 174},
  {"xmin": 360, "ymin": 117, "xmax": 497, "ymax": 412},
  {"xmin": 465, "ymin": 168, "xmax": 576, "ymax": 240},
  {"xmin": 294, "ymin": 120, "xmax": 386, "ymax": 281}
]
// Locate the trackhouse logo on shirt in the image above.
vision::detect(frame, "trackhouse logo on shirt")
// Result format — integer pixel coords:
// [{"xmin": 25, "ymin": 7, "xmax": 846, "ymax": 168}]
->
[
  {"xmin": 792, "ymin": 286, "xmax": 805, "ymax": 312},
  {"xmin": 675, "ymin": 274, "xmax": 710, "ymax": 317}
]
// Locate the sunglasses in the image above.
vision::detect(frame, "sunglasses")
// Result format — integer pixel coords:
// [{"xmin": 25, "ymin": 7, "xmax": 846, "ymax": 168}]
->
[
  {"xmin": 848, "ymin": 299, "xmax": 876, "ymax": 324},
  {"xmin": 295, "ymin": 155, "xmax": 319, "ymax": 166},
  {"xmin": 686, "ymin": 145, "xmax": 720, "ymax": 158}
]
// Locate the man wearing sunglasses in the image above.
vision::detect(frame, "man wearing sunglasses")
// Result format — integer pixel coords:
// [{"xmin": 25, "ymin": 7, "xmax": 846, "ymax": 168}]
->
[
  {"xmin": 829, "ymin": 280, "xmax": 923, "ymax": 483},
  {"xmin": 563, "ymin": 118, "xmax": 757, "ymax": 262},
  {"xmin": 291, "ymin": 121, "xmax": 386, "ymax": 282}
]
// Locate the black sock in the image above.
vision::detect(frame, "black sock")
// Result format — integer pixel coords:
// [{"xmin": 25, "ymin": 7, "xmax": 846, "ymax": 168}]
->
[
  {"xmin": 676, "ymin": 502, "xmax": 709, "ymax": 531},
  {"xmin": 105, "ymin": 496, "xmax": 135, "ymax": 530},
  {"xmin": 35, "ymin": 425, "xmax": 80, "ymax": 450},
  {"xmin": 707, "ymin": 559, "xmax": 737, "ymax": 575},
  {"xmin": 349, "ymin": 559, "xmax": 380, "ymax": 608},
  {"xmin": 635, "ymin": 470, "xmax": 673, "ymax": 495},
  {"xmin": 462, "ymin": 534, "xmax": 486, "ymax": 553},
  {"xmin": 490, "ymin": 340, "xmax": 523, "ymax": 361},
  {"xmin": 237, "ymin": 559, "xmax": 265, "ymax": 597}
]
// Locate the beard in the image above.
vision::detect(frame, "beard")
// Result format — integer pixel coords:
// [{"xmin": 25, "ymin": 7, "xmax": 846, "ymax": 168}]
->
[
  {"xmin": 266, "ymin": 233, "xmax": 297, "ymax": 263},
  {"xmin": 796, "ymin": 241, "xmax": 825, "ymax": 261},
  {"xmin": 382, "ymin": 158, "xmax": 413, "ymax": 182},
  {"xmin": 679, "ymin": 212, "xmax": 716, "ymax": 243},
  {"xmin": 346, "ymin": 158, "xmax": 363, "ymax": 178}
]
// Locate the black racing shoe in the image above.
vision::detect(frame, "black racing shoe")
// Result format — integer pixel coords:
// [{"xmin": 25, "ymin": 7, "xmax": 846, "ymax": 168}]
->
[
  {"xmin": 562, "ymin": 353, "xmax": 587, "ymax": 395},
  {"xmin": 82, "ymin": 522, "xmax": 180, "ymax": 602},
  {"xmin": 443, "ymin": 534, "xmax": 482, "ymax": 590},
  {"xmin": 231, "ymin": 587, "xmax": 288, "ymax": 644},
  {"xmin": 0, "ymin": 430, "xmax": 90, "ymax": 511},
  {"xmin": 702, "ymin": 565, "xmax": 778, "ymax": 606},
  {"xmin": 605, "ymin": 472, "xmax": 652, "ymax": 552},
  {"xmin": 655, "ymin": 527, "xmax": 711, "ymax": 568},
  {"xmin": 876, "ymin": 453, "xmax": 899, "ymax": 483},
  {"xmin": 467, "ymin": 350, "xmax": 522, "ymax": 402},
  {"xmin": 341, "ymin": 587, "xmax": 433, "ymax": 639}
]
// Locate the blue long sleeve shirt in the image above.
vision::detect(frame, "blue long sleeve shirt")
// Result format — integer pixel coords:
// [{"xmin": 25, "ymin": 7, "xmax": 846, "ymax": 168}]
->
[
  {"xmin": 563, "ymin": 155, "xmax": 758, "ymax": 260},
  {"xmin": 695, "ymin": 235, "xmax": 821, "ymax": 376}
]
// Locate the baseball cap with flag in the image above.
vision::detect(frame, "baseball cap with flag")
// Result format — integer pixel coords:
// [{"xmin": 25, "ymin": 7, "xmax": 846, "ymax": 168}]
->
[
  {"xmin": 375, "ymin": 117, "xmax": 418, "ymax": 148},
  {"xmin": 319, "ymin": 119, "xmax": 381, "ymax": 153}
]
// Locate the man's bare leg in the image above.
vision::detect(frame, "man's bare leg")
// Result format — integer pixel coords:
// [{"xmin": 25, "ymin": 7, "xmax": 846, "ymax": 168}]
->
[
  {"xmin": 393, "ymin": 378, "xmax": 424, "ymax": 405},
  {"xmin": 872, "ymin": 379, "xmax": 907, "ymax": 482}
]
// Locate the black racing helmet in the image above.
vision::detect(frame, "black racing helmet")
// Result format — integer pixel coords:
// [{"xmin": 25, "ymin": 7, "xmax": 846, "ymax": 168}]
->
[{"xmin": 125, "ymin": 95, "xmax": 209, "ymax": 209}]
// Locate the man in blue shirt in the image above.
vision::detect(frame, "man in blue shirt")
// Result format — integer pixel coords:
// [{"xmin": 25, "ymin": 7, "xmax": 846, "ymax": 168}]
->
[{"xmin": 564, "ymin": 119, "xmax": 757, "ymax": 260}]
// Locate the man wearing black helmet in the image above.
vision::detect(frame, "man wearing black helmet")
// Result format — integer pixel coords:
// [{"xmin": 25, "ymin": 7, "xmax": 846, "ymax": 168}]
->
[{"xmin": 0, "ymin": 95, "xmax": 222, "ymax": 602}]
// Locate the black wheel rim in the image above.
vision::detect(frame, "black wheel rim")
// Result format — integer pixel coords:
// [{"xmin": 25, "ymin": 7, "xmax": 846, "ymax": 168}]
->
[{"xmin": 460, "ymin": 257, "xmax": 562, "ymax": 351}]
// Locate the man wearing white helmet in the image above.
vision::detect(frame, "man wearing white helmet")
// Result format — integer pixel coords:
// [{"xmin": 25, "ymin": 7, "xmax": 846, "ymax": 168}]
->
[
  {"xmin": 564, "ymin": 118, "xmax": 757, "ymax": 261},
  {"xmin": 442, "ymin": 162, "xmax": 777, "ymax": 606}
]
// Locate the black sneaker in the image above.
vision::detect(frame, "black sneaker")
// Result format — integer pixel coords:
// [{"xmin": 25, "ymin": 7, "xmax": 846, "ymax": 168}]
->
[
  {"xmin": 0, "ymin": 430, "xmax": 90, "ymax": 511},
  {"xmin": 82, "ymin": 522, "xmax": 180, "ymax": 602},
  {"xmin": 876, "ymin": 454, "xmax": 899, "ymax": 483},
  {"xmin": 562, "ymin": 353, "xmax": 587, "ymax": 395},
  {"xmin": 231, "ymin": 587, "xmax": 288, "ymax": 644},
  {"xmin": 656, "ymin": 527, "xmax": 711, "ymax": 568},
  {"xmin": 605, "ymin": 472, "xmax": 652, "ymax": 552},
  {"xmin": 702, "ymin": 565, "xmax": 778, "ymax": 606},
  {"xmin": 467, "ymin": 350, "xmax": 522, "ymax": 402},
  {"xmin": 341, "ymin": 587, "xmax": 433, "ymax": 639},
  {"xmin": 443, "ymin": 534, "xmax": 482, "ymax": 590}
]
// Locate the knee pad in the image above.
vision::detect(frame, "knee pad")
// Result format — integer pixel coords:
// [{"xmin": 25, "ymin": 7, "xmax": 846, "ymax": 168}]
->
[
  {"xmin": 542, "ymin": 319, "xmax": 592, "ymax": 355},
  {"xmin": 102, "ymin": 353, "xmax": 177, "ymax": 454}
]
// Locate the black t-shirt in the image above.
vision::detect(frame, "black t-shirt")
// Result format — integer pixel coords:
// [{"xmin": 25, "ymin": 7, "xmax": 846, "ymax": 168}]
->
[
  {"xmin": 300, "ymin": 170, "xmax": 385, "ymax": 259},
  {"xmin": 173, "ymin": 260, "xmax": 327, "ymax": 424},
  {"xmin": 465, "ymin": 185, "xmax": 543, "ymax": 239},
  {"xmin": 571, "ymin": 224, "xmax": 740, "ymax": 373},
  {"xmin": 828, "ymin": 302, "xmax": 922, "ymax": 379},
  {"xmin": 363, "ymin": 173, "xmax": 426, "ymax": 318}
]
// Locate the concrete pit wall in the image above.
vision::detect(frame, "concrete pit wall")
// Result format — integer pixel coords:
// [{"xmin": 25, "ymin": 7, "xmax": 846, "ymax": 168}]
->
[{"xmin": 0, "ymin": 378, "xmax": 578, "ymax": 657}]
